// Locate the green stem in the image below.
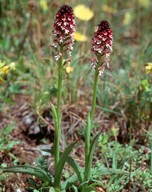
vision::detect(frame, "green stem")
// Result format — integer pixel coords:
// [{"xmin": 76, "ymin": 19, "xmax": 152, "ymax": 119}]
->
[
  {"xmin": 84, "ymin": 115, "xmax": 91, "ymax": 179},
  {"xmin": 90, "ymin": 67, "xmax": 99, "ymax": 129},
  {"xmin": 150, "ymin": 139, "xmax": 152, "ymax": 174},
  {"xmin": 54, "ymin": 53, "xmax": 63, "ymax": 171},
  {"xmin": 83, "ymin": 66, "xmax": 99, "ymax": 188}
]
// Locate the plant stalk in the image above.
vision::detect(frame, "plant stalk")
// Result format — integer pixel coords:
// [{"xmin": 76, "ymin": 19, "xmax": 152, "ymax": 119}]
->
[
  {"xmin": 84, "ymin": 66, "xmax": 99, "ymax": 185},
  {"xmin": 90, "ymin": 67, "xmax": 99, "ymax": 129},
  {"xmin": 150, "ymin": 138, "xmax": 152, "ymax": 174},
  {"xmin": 84, "ymin": 115, "xmax": 91, "ymax": 179},
  {"xmin": 54, "ymin": 53, "xmax": 63, "ymax": 171}
]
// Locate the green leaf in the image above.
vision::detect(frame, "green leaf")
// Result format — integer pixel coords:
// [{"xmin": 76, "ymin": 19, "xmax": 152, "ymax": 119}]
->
[
  {"xmin": 84, "ymin": 131, "xmax": 102, "ymax": 180},
  {"xmin": 112, "ymin": 152, "xmax": 117, "ymax": 169},
  {"xmin": 89, "ymin": 179, "xmax": 106, "ymax": 189},
  {"xmin": 61, "ymin": 174, "xmax": 78, "ymax": 190},
  {"xmin": 81, "ymin": 186, "xmax": 94, "ymax": 192},
  {"xmin": 93, "ymin": 166, "xmax": 128, "ymax": 176},
  {"xmin": 71, "ymin": 185, "xmax": 79, "ymax": 192},
  {"xmin": 54, "ymin": 142, "xmax": 76, "ymax": 187},
  {"xmin": 66, "ymin": 156, "xmax": 83, "ymax": 182},
  {"xmin": 0, "ymin": 165, "xmax": 51, "ymax": 183}
]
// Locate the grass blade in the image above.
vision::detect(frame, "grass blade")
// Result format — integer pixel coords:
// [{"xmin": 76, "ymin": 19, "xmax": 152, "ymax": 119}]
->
[{"xmin": 61, "ymin": 174, "xmax": 78, "ymax": 190}]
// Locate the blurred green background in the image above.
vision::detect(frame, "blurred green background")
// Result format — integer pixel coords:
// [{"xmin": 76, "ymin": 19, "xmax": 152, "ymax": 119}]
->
[{"xmin": 1, "ymin": 1, "xmax": 152, "ymax": 190}]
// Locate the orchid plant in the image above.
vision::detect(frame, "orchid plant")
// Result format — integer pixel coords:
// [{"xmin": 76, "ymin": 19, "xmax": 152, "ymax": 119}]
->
[
  {"xmin": 51, "ymin": 4, "xmax": 76, "ymax": 173},
  {"xmin": 84, "ymin": 20, "xmax": 113, "ymax": 186}
]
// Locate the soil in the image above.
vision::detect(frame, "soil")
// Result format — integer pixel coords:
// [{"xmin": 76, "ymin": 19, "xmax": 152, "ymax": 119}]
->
[
  {"xmin": 0, "ymin": 91, "xmax": 146, "ymax": 191},
  {"xmin": 0, "ymin": 92, "xmax": 89, "ymax": 191}
]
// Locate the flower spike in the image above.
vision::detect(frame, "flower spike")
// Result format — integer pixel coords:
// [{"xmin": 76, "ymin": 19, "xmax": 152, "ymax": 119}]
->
[
  {"xmin": 52, "ymin": 5, "xmax": 76, "ymax": 60},
  {"xmin": 91, "ymin": 20, "xmax": 113, "ymax": 76}
]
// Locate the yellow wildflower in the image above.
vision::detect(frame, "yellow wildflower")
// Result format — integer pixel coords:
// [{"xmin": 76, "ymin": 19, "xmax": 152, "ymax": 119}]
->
[
  {"xmin": 145, "ymin": 63, "xmax": 152, "ymax": 74},
  {"xmin": 0, "ymin": 65, "xmax": 10, "ymax": 75},
  {"xmin": 101, "ymin": 5, "xmax": 117, "ymax": 14},
  {"xmin": 73, "ymin": 32, "xmax": 87, "ymax": 42},
  {"xmin": 39, "ymin": 0, "xmax": 48, "ymax": 11},
  {"xmin": 74, "ymin": 5, "xmax": 94, "ymax": 21},
  {"xmin": 65, "ymin": 65, "xmax": 74, "ymax": 74},
  {"xmin": 138, "ymin": 0, "xmax": 149, "ymax": 8},
  {"xmin": 123, "ymin": 12, "xmax": 133, "ymax": 25}
]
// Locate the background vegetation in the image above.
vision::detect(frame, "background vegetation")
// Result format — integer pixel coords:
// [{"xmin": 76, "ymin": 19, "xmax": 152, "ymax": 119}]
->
[{"xmin": 0, "ymin": 0, "xmax": 152, "ymax": 191}]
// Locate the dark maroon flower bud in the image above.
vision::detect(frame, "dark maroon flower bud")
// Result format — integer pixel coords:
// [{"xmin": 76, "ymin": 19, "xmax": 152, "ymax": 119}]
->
[
  {"xmin": 91, "ymin": 20, "xmax": 113, "ymax": 76},
  {"xmin": 52, "ymin": 5, "xmax": 76, "ymax": 60}
]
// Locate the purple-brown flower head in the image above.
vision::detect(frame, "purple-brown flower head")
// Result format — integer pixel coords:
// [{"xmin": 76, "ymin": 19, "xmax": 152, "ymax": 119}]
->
[
  {"xmin": 52, "ymin": 5, "xmax": 76, "ymax": 60},
  {"xmin": 91, "ymin": 20, "xmax": 113, "ymax": 75}
]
